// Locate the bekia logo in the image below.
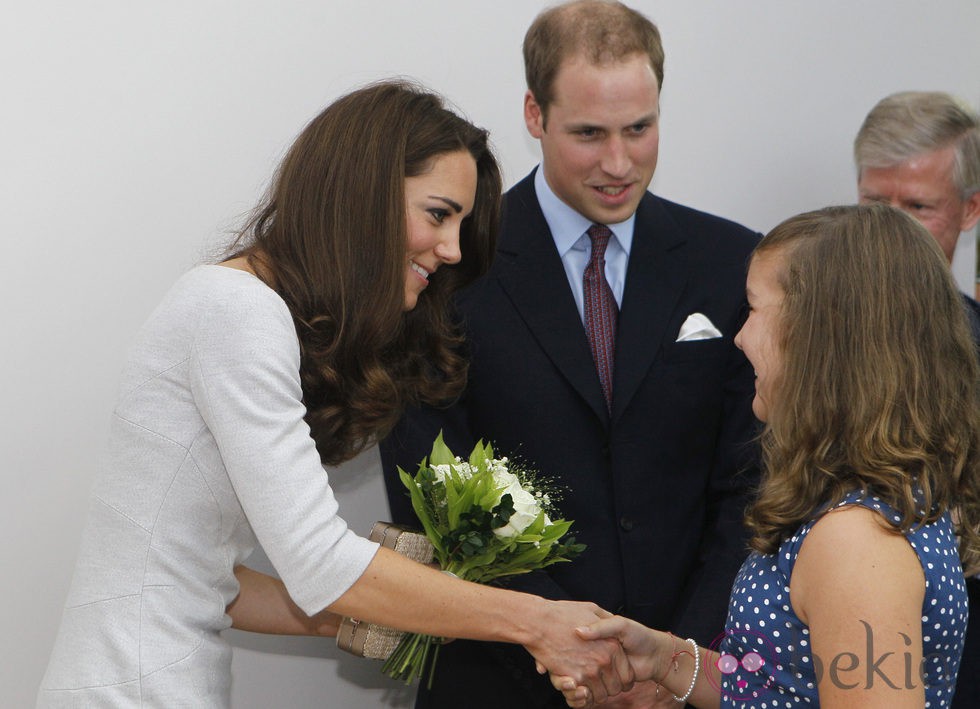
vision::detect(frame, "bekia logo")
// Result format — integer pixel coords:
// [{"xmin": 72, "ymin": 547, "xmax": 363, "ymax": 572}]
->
[
  {"xmin": 703, "ymin": 619, "xmax": 957, "ymax": 704},
  {"xmin": 707, "ymin": 628, "xmax": 778, "ymax": 702}
]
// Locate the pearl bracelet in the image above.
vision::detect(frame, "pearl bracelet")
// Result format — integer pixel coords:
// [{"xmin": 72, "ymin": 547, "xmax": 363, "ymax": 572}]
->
[{"xmin": 673, "ymin": 638, "xmax": 699, "ymax": 703}]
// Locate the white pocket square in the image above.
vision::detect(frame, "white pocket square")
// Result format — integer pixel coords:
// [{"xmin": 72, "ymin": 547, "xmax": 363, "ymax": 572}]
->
[{"xmin": 676, "ymin": 312, "xmax": 723, "ymax": 342}]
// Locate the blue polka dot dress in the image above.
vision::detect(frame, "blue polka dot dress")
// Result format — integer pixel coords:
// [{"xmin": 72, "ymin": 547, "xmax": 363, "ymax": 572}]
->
[{"xmin": 719, "ymin": 490, "xmax": 968, "ymax": 707}]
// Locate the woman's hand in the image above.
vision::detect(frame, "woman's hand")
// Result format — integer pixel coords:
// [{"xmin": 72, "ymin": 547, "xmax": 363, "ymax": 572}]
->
[
  {"xmin": 546, "ymin": 616, "xmax": 678, "ymax": 708},
  {"xmin": 550, "ymin": 678, "xmax": 675, "ymax": 709},
  {"xmin": 522, "ymin": 600, "xmax": 635, "ymax": 705},
  {"xmin": 578, "ymin": 616, "xmax": 663, "ymax": 681}
]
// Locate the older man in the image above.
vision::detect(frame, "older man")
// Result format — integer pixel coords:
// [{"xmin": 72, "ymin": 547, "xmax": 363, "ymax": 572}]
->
[
  {"xmin": 855, "ymin": 91, "xmax": 980, "ymax": 330},
  {"xmin": 855, "ymin": 90, "xmax": 980, "ymax": 709}
]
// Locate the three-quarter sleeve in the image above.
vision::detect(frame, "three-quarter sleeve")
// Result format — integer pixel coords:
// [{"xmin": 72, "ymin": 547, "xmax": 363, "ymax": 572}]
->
[{"xmin": 189, "ymin": 278, "xmax": 377, "ymax": 615}]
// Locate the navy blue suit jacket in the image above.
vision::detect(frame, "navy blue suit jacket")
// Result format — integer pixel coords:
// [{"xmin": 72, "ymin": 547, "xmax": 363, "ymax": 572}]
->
[
  {"xmin": 381, "ymin": 171, "xmax": 761, "ymax": 707},
  {"xmin": 954, "ymin": 293, "xmax": 980, "ymax": 709}
]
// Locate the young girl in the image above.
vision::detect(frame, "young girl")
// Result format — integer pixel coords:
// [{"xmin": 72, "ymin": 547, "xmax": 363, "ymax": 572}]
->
[{"xmin": 554, "ymin": 204, "xmax": 980, "ymax": 708}]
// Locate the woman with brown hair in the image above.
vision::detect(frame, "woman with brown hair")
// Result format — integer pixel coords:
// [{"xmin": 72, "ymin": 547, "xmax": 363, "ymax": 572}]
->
[
  {"xmin": 38, "ymin": 81, "xmax": 630, "ymax": 707},
  {"xmin": 552, "ymin": 204, "xmax": 980, "ymax": 708}
]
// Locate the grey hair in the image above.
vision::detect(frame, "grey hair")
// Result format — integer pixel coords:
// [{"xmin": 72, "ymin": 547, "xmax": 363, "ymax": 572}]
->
[{"xmin": 854, "ymin": 91, "xmax": 980, "ymax": 198}]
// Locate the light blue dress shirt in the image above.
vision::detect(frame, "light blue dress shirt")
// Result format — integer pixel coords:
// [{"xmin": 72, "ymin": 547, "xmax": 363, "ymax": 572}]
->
[{"xmin": 533, "ymin": 167, "xmax": 635, "ymax": 324}]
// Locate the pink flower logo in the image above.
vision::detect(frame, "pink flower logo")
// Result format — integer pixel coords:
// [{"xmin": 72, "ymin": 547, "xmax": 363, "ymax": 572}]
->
[{"xmin": 707, "ymin": 628, "xmax": 778, "ymax": 702}]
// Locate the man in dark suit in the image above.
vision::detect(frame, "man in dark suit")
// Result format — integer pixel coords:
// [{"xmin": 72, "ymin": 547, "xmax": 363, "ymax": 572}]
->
[
  {"xmin": 381, "ymin": 2, "xmax": 760, "ymax": 706},
  {"xmin": 854, "ymin": 90, "xmax": 980, "ymax": 709}
]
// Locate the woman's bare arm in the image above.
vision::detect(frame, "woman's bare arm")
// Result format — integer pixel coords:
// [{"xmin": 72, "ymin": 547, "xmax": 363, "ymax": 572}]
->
[{"xmin": 227, "ymin": 565, "xmax": 341, "ymax": 637}]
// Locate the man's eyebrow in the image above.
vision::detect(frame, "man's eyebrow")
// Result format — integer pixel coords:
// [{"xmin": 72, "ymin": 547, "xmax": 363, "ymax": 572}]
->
[
  {"xmin": 566, "ymin": 112, "xmax": 659, "ymax": 131},
  {"xmin": 627, "ymin": 111, "xmax": 659, "ymax": 126}
]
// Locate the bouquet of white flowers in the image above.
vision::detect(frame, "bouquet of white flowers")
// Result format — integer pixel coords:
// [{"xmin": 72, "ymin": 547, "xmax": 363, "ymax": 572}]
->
[{"xmin": 382, "ymin": 432, "xmax": 585, "ymax": 686}]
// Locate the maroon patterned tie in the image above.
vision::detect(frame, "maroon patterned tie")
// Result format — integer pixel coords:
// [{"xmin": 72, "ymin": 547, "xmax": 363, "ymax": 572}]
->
[{"xmin": 584, "ymin": 224, "xmax": 618, "ymax": 410}]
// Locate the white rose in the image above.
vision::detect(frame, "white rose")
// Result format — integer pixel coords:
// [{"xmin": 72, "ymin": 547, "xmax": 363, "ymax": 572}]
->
[
  {"xmin": 492, "ymin": 479, "xmax": 544, "ymax": 538},
  {"xmin": 491, "ymin": 467, "xmax": 518, "ymax": 488}
]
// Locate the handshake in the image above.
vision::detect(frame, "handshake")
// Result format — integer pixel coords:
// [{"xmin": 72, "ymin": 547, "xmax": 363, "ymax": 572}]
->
[{"xmin": 530, "ymin": 603, "xmax": 703, "ymax": 708}]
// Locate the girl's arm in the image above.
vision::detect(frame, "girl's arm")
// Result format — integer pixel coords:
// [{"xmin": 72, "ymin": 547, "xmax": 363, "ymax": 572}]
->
[{"xmin": 791, "ymin": 505, "xmax": 926, "ymax": 708}]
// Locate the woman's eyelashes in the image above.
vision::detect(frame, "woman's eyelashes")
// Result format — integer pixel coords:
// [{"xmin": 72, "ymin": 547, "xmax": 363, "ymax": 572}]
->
[{"xmin": 428, "ymin": 207, "xmax": 449, "ymax": 224}]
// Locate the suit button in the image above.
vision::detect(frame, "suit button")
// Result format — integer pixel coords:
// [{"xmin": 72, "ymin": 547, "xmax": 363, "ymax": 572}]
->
[{"xmin": 619, "ymin": 517, "xmax": 634, "ymax": 532}]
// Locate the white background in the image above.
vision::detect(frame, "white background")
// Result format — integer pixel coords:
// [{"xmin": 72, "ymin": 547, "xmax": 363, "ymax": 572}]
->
[{"xmin": 4, "ymin": 1, "xmax": 979, "ymax": 706}]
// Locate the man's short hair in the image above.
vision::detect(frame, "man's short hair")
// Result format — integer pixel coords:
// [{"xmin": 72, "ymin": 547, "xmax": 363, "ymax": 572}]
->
[
  {"xmin": 523, "ymin": 0, "xmax": 664, "ymax": 122},
  {"xmin": 854, "ymin": 91, "xmax": 980, "ymax": 198}
]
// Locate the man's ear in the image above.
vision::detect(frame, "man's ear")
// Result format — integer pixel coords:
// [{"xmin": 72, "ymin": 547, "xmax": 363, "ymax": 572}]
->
[
  {"xmin": 961, "ymin": 190, "xmax": 980, "ymax": 232},
  {"xmin": 524, "ymin": 90, "xmax": 545, "ymax": 139}
]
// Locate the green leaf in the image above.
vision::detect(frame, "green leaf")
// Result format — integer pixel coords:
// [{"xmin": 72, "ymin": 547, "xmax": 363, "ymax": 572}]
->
[
  {"xmin": 539, "ymin": 519, "xmax": 573, "ymax": 541},
  {"xmin": 399, "ymin": 466, "xmax": 446, "ymax": 556},
  {"xmin": 522, "ymin": 511, "xmax": 547, "ymax": 537},
  {"xmin": 428, "ymin": 430, "xmax": 456, "ymax": 467},
  {"xmin": 452, "ymin": 547, "xmax": 500, "ymax": 578},
  {"xmin": 443, "ymin": 469, "xmax": 462, "ymax": 528},
  {"xmin": 449, "ymin": 474, "xmax": 480, "ymax": 528},
  {"xmin": 468, "ymin": 440, "xmax": 488, "ymax": 470}
]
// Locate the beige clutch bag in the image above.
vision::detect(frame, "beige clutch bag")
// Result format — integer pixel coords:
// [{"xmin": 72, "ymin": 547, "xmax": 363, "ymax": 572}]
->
[{"xmin": 336, "ymin": 522, "xmax": 434, "ymax": 659}]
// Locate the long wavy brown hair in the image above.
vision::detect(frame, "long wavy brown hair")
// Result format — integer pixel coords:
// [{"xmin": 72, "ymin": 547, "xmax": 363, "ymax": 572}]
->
[
  {"xmin": 229, "ymin": 81, "xmax": 500, "ymax": 465},
  {"xmin": 745, "ymin": 204, "xmax": 980, "ymax": 571}
]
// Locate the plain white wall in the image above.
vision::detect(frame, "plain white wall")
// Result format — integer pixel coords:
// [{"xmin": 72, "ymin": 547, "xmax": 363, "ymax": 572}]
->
[{"xmin": 4, "ymin": 1, "xmax": 979, "ymax": 706}]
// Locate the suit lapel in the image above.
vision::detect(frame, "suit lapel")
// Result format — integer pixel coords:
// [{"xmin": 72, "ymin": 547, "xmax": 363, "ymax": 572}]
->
[
  {"xmin": 612, "ymin": 194, "xmax": 688, "ymax": 421},
  {"xmin": 496, "ymin": 175, "xmax": 610, "ymax": 422}
]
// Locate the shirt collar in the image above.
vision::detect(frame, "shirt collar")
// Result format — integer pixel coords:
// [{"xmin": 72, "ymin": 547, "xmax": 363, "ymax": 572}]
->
[{"xmin": 534, "ymin": 166, "xmax": 636, "ymax": 256}]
